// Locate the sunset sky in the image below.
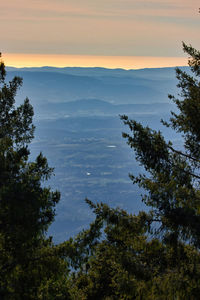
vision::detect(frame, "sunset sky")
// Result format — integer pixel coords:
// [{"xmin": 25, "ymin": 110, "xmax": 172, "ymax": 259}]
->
[{"xmin": 1, "ymin": 0, "xmax": 199, "ymax": 69}]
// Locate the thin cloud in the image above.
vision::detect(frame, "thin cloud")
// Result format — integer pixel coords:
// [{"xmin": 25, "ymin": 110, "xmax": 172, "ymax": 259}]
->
[{"xmin": 1, "ymin": 0, "xmax": 200, "ymax": 57}]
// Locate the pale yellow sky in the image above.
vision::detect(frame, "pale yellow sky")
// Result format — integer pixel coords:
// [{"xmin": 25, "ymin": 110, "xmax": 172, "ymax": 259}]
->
[
  {"xmin": 4, "ymin": 53, "xmax": 188, "ymax": 69},
  {"xmin": 1, "ymin": 0, "xmax": 199, "ymax": 68}
]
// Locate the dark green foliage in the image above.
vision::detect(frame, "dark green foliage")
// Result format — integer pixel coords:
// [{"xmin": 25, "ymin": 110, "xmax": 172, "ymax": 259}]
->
[
  {"xmin": 66, "ymin": 44, "xmax": 200, "ymax": 299},
  {"xmin": 121, "ymin": 43, "xmax": 200, "ymax": 249},
  {"xmin": 69, "ymin": 203, "xmax": 200, "ymax": 299},
  {"xmin": 119, "ymin": 43, "xmax": 200, "ymax": 296},
  {"xmin": 0, "ymin": 54, "xmax": 71, "ymax": 299}
]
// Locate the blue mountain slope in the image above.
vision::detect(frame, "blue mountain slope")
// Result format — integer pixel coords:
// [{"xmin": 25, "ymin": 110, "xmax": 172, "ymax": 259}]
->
[{"xmin": 6, "ymin": 66, "xmax": 181, "ymax": 107}]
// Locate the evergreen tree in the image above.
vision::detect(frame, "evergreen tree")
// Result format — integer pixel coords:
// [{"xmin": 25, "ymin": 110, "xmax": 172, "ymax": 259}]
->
[
  {"xmin": 69, "ymin": 44, "xmax": 200, "ymax": 299},
  {"xmin": 0, "ymin": 54, "xmax": 70, "ymax": 299},
  {"xmin": 121, "ymin": 42, "xmax": 200, "ymax": 248}
]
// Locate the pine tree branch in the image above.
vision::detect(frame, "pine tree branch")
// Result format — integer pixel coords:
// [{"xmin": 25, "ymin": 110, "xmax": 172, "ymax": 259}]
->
[{"xmin": 168, "ymin": 145, "xmax": 200, "ymax": 164}]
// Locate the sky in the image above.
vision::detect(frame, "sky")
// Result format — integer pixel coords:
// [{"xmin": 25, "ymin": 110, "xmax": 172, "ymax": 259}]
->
[{"xmin": 1, "ymin": 0, "xmax": 200, "ymax": 69}]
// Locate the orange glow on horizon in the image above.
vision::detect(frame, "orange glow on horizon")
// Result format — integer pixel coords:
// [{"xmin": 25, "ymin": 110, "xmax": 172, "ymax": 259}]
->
[{"xmin": 3, "ymin": 53, "xmax": 188, "ymax": 70}]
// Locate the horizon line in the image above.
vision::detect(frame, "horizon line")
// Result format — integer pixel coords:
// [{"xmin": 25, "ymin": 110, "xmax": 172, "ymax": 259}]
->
[{"xmin": 3, "ymin": 53, "xmax": 188, "ymax": 70}]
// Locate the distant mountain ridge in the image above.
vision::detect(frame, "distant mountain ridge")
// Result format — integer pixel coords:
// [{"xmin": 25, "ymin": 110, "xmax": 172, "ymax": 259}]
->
[
  {"xmin": 6, "ymin": 66, "xmax": 185, "ymax": 109},
  {"xmin": 39, "ymin": 98, "xmax": 176, "ymax": 118},
  {"xmin": 6, "ymin": 66, "xmax": 189, "ymax": 79}
]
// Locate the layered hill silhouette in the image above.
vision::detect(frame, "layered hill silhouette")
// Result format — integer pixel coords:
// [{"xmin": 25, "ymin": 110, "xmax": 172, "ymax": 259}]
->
[{"xmin": 6, "ymin": 66, "xmax": 186, "ymax": 111}]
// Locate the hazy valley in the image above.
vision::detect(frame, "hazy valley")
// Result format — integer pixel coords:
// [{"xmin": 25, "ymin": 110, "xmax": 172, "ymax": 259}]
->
[{"xmin": 7, "ymin": 66, "xmax": 183, "ymax": 242}]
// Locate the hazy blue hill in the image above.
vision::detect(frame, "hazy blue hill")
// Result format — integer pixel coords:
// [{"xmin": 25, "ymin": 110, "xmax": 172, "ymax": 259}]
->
[
  {"xmin": 39, "ymin": 98, "xmax": 176, "ymax": 118},
  {"xmin": 6, "ymin": 71, "xmax": 101, "ymax": 104},
  {"xmin": 6, "ymin": 66, "xmax": 182, "ymax": 108},
  {"xmin": 43, "ymin": 98, "xmax": 113, "ymax": 112},
  {"xmin": 6, "ymin": 66, "xmax": 189, "ymax": 79}
]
